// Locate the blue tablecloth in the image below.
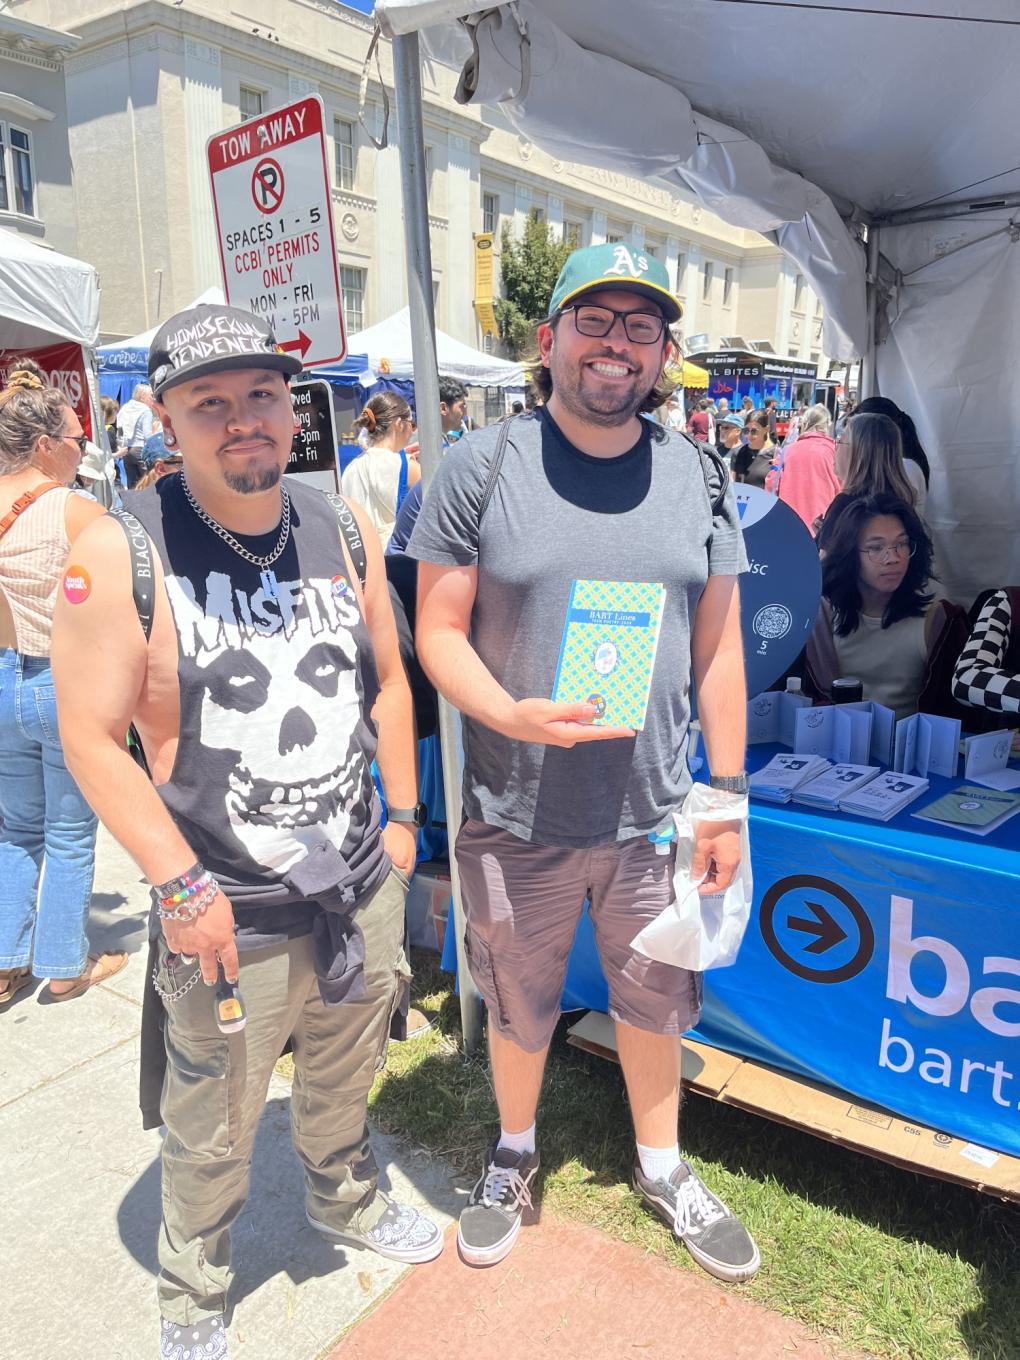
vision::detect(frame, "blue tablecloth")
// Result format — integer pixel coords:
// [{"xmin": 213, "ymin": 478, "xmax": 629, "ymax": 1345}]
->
[{"xmin": 443, "ymin": 744, "xmax": 1020, "ymax": 1156}]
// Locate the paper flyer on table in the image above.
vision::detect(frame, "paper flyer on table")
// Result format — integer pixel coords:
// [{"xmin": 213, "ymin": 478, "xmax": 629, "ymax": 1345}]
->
[
  {"xmin": 551, "ymin": 579, "xmax": 666, "ymax": 730},
  {"xmin": 746, "ymin": 690, "xmax": 812, "ymax": 746},
  {"xmin": 963, "ymin": 730, "xmax": 1020, "ymax": 791},
  {"xmin": 894, "ymin": 712, "xmax": 960, "ymax": 779},
  {"xmin": 793, "ymin": 704, "xmax": 872, "ymax": 765},
  {"xmin": 912, "ymin": 784, "xmax": 1020, "ymax": 836}
]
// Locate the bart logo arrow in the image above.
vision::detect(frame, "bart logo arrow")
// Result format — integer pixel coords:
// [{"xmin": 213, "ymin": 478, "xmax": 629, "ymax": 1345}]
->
[{"xmin": 788, "ymin": 900, "xmax": 848, "ymax": 954}]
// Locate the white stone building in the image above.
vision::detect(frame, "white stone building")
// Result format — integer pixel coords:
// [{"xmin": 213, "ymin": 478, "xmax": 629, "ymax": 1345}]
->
[
  {"xmin": 15, "ymin": 0, "xmax": 828, "ymax": 369},
  {"xmin": 0, "ymin": 12, "xmax": 79, "ymax": 257}
]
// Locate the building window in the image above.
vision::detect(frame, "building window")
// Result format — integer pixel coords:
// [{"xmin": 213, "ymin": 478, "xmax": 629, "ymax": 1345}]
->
[
  {"xmin": 334, "ymin": 117, "xmax": 355, "ymax": 191},
  {"xmin": 432, "ymin": 277, "xmax": 440, "ymax": 313},
  {"xmin": 0, "ymin": 124, "xmax": 35, "ymax": 217},
  {"xmin": 340, "ymin": 265, "xmax": 365, "ymax": 333},
  {"xmin": 239, "ymin": 87, "xmax": 263, "ymax": 121},
  {"xmin": 423, "ymin": 145, "xmax": 434, "ymax": 193},
  {"xmin": 531, "ymin": 205, "xmax": 545, "ymax": 224},
  {"xmin": 606, "ymin": 223, "xmax": 625, "ymax": 244},
  {"xmin": 794, "ymin": 272, "xmax": 806, "ymax": 310},
  {"xmin": 483, "ymin": 191, "xmax": 498, "ymax": 235},
  {"xmin": 563, "ymin": 219, "xmax": 583, "ymax": 248},
  {"xmin": 674, "ymin": 253, "xmax": 687, "ymax": 295},
  {"xmin": 815, "ymin": 296, "xmax": 824, "ymax": 317},
  {"xmin": 702, "ymin": 261, "xmax": 713, "ymax": 302},
  {"xmin": 810, "ymin": 351, "xmax": 821, "ymax": 365},
  {"xmin": 723, "ymin": 267, "xmax": 734, "ymax": 308}
]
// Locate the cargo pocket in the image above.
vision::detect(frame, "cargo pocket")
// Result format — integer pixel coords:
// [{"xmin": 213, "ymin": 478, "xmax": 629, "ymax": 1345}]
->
[
  {"xmin": 162, "ymin": 1027, "xmax": 237, "ymax": 1158},
  {"xmin": 464, "ymin": 927, "xmax": 509, "ymax": 1029}
]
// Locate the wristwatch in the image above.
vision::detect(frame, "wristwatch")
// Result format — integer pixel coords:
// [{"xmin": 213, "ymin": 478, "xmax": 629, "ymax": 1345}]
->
[
  {"xmin": 709, "ymin": 773, "xmax": 749, "ymax": 795},
  {"xmin": 387, "ymin": 802, "xmax": 428, "ymax": 828}
]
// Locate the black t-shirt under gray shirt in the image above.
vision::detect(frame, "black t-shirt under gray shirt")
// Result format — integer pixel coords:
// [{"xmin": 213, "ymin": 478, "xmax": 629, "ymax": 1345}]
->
[{"xmin": 406, "ymin": 408, "xmax": 749, "ymax": 848}]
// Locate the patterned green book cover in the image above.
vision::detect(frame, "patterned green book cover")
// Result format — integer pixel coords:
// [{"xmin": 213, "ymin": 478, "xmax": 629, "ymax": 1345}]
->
[{"xmin": 551, "ymin": 579, "xmax": 666, "ymax": 730}]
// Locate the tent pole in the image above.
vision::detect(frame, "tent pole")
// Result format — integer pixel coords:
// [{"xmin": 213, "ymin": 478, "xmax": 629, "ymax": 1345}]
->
[
  {"xmin": 861, "ymin": 225, "xmax": 880, "ymax": 400},
  {"xmin": 392, "ymin": 31, "xmax": 484, "ymax": 1055}
]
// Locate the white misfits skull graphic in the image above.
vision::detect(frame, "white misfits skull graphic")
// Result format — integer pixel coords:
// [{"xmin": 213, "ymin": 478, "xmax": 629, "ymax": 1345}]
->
[{"xmin": 165, "ymin": 569, "xmax": 368, "ymax": 874}]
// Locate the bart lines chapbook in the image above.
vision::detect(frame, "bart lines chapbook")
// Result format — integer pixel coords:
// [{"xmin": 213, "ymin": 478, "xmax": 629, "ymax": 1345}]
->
[{"xmin": 552, "ymin": 579, "xmax": 666, "ymax": 730}]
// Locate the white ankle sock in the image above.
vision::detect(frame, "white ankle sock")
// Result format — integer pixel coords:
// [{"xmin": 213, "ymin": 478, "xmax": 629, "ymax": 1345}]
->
[
  {"xmin": 637, "ymin": 1141, "xmax": 681, "ymax": 1182},
  {"xmin": 497, "ymin": 1122, "xmax": 536, "ymax": 1156}
]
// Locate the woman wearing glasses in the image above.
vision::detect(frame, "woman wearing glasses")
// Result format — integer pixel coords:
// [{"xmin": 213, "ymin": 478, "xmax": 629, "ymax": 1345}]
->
[
  {"xmin": 0, "ymin": 369, "xmax": 126, "ymax": 1006},
  {"xmin": 731, "ymin": 409, "xmax": 777, "ymax": 488},
  {"xmin": 803, "ymin": 493, "xmax": 964, "ymax": 720}
]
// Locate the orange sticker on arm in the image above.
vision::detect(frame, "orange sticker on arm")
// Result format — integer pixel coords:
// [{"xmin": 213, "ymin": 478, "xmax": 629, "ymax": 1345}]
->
[{"xmin": 63, "ymin": 566, "xmax": 92, "ymax": 604}]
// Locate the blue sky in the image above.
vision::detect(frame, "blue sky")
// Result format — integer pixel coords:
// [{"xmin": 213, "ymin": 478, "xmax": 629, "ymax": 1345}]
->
[{"xmin": 337, "ymin": 0, "xmax": 375, "ymax": 12}]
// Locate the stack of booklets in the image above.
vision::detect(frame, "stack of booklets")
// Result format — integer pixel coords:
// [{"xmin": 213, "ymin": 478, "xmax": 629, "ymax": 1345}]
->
[
  {"xmin": 838, "ymin": 771, "xmax": 930, "ymax": 821},
  {"xmin": 749, "ymin": 753, "xmax": 832, "ymax": 803},
  {"xmin": 792, "ymin": 764, "xmax": 881, "ymax": 810},
  {"xmin": 912, "ymin": 784, "xmax": 1020, "ymax": 837}
]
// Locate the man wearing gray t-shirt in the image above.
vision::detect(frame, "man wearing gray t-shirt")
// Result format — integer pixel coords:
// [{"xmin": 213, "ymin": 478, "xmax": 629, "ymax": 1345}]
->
[{"xmin": 409, "ymin": 243, "xmax": 758, "ymax": 1283}]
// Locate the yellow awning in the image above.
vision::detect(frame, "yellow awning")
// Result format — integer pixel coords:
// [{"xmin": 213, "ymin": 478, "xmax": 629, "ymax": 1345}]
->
[{"xmin": 666, "ymin": 359, "xmax": 709, "ymax": 389}]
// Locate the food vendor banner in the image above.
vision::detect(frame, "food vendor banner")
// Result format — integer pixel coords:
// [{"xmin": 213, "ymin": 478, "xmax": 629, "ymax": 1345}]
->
[{"xmin": 695, "ymin": 811, "xmax": 1020, "ymax": 1158}]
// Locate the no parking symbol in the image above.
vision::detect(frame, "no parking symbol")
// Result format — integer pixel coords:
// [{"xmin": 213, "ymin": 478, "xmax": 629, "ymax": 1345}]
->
[{"xmin": 251, "ymin": 157, "xmax": 285, "ymax": 214}]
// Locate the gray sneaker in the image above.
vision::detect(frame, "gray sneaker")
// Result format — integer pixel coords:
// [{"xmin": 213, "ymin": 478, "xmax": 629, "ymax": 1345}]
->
[
  {"xmin": 633, "ymin": 1159, "xmax": 760, "ymax": 1283},
  {"xmin": 160, "ymin": 1314, "xmax": 228, "ymax": 1359},
  {"xmin": 457, "ymin": 1143, "xmax": 539, "ymax": 1267},
  {"xmin": 307, "ymin": 1192, "xmax": 443, "ymax": 1264}
]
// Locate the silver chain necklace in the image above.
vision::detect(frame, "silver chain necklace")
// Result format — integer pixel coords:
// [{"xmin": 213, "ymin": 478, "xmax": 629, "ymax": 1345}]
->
[{"xmin": 181, "ymin": 475, "xmax": 291, "ymax": 599}]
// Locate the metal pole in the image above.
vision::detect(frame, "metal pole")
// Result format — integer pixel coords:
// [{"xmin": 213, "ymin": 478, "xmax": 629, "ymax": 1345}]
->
[
  {"xmin": 860, "ymin": 225, "xmax": 880, "ymax": 400},
  {"xmin": 392, "ymin": 31, "xmax": 484, "ymax": 1054}
]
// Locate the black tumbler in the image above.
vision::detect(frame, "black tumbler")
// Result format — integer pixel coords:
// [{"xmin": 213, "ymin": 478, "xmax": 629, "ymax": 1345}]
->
[{"xmin": 831, "ymin": 677, "xmax": 864, "ymax": 704}]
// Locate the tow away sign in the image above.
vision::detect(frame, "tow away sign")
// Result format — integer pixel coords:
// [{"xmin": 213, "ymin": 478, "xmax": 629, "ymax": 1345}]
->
[{"xmin": 207, "ymin": 95, "xmax": 346, "ymax": 367}]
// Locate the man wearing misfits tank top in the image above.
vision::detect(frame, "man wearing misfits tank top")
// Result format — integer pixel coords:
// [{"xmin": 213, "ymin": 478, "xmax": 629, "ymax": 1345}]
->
[{"xmin": 52, "ymin": 304, "xmax": 441, "ymax": 1360}]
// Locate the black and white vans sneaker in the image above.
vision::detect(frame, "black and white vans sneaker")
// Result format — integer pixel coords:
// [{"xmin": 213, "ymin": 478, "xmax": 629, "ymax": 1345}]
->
[
  {"xmin": 160, "ymin": 1314, "xmax": 228, "ymax": 1359},
  {"xmin": 457, "ymin": 1143, "xmax": 540, "ymax": 1267},
  {"xmin": 633, "ymin": 1158, "xmax": 760, "ymax": 1283},
  {"xmin": 307, "ymin": 1192, "xmax": 443, "ymax": 1264}
]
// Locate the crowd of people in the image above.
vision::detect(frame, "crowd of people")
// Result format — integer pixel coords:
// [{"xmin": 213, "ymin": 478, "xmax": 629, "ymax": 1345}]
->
[{"xmin": 0, "ymin": 239, "xmax": 1015, "ymax": 1360}]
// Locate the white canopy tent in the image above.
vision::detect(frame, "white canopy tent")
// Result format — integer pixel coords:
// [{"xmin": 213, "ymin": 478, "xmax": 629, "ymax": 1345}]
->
[
  {"xmin": 347, "ymin": 305, "xmax": 525, "ymax": 387},
  {"xmin": 377, "ymin": 0, "xmax": 1020, "ymax": 607},
  {"xmin": 0, "ymin": 226, "xmax": 100, "ymax": 349}
]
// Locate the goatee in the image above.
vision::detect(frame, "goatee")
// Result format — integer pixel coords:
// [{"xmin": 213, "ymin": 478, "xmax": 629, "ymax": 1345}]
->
[{"xmin": 224, "ymin": 463, "xmax": 283, "ymax": 494}]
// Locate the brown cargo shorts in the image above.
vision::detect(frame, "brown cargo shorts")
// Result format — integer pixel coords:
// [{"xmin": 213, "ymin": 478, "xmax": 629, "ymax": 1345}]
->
[{"xmin": 454, "ymin": 818, "xmax": 702, "ymax": 1052}]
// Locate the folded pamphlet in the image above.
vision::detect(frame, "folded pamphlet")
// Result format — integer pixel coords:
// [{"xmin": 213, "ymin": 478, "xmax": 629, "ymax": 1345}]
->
[
  {"xmin": 746, "ymin": 690, "xmax": 812, "ymax": 746},
  {"xmin": 793, "ymin": 763, "xmax": 881, "ymax": 810},
  {"xmin": 551, "ymin": 579, "xmax": 666, "ymax": 730},
  {"xmin": 793, "ymin": 704, "xmax": 872, "ymax": 765},
  {"xmin": 911, "ymin": 784, "xmax": 1020, "ymax": 837},
  {"xmin": 962, "ymin": 730, "xmax": 1020, "ymax": 791},
  {"xmin": 839, "ymin": 771, "xmax": 930, "ymax": 821},
  {"xmin": 894, "ymin": 711, "xmax": 960, "ymax": 780},
  {"xmin": 749, "ymin": 753, "xmax": 832, "ymax": 803}
]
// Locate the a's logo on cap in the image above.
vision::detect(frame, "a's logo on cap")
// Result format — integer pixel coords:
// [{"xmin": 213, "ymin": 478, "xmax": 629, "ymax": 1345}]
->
[{"xmin": 603, "ymin": 245, "xmax": 649, "ymax": 280}]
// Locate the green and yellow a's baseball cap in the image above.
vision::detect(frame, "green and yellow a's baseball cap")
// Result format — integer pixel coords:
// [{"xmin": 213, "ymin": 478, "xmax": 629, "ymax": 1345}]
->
[{"xmin": 549, "ymin": 242, "xmax": 683, "ymax": 323}]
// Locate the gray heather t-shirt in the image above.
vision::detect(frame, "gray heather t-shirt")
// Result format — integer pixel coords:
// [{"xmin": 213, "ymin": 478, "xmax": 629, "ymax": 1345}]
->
[{"xmin": 407, "ymin": 408, "xmax": 748, "ymax": 847}]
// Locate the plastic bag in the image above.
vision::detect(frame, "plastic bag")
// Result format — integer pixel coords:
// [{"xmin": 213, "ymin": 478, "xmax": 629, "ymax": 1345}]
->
[{"xmin": 631, "ymin": 784, "xmax": 753, "ymax": 971}]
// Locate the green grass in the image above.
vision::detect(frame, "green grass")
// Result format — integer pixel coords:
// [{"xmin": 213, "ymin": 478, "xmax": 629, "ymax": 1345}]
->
[{"xmin": 365, "ymin": 950, "xmax": 1020, "ymax": 1360}]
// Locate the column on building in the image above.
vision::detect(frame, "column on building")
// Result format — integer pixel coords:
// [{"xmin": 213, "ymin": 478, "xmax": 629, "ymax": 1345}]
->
[
  {"xmin": 184, "ymin": 40, "xmax": 224, "ymax": 302},
  {"xmin": 445, "ymin": 130, "xmax": 475, "ymax": 338},
  {"xmin": 681, "ymin": 245, "xmax": 701, "ymax": 338},
  {"xmin": 590, "ymin": 209, "xmax": 608, "ymax": 248},
  {"xmin": 547, "ymin": 193, "xmax": 564, "ymax": 242}
]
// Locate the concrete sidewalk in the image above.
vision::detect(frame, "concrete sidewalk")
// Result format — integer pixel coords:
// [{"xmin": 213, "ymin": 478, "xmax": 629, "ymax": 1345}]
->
[{"xmin": 0, "ymin": 828, "xmax": 460, "ymax": 1360}]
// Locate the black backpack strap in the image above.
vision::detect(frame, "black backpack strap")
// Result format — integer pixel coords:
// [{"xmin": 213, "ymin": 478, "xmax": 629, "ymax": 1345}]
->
[
  {"xmin": 322, "ymin": 491, "xmax": 368, "ymax": 589},
  {"xmin": 110, "ymin": 507, "xmax": 156, "ymax": 642},
  {"xmin": 676, "ymin": 430, "xmax": 730, "ymax": 517},
  {"xmin": 478, "ymin": 414, "xmax": 518, "ymax": 522}
]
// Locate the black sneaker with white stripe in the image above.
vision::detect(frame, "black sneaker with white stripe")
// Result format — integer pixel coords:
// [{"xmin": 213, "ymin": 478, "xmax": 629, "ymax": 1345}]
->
[
  {"xmin": 633, "ymin": 1158, "xmax": 760, "ymax": 1282},
  {"xmin": 457, "ymin": 1143, "xmax": 539, "ymax": 1266}
]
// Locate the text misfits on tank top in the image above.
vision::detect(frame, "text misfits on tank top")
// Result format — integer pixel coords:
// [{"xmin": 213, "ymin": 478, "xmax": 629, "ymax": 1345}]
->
[{"xmin": 126, "ymin": 474, "xmax": 389, "ymax": 995}]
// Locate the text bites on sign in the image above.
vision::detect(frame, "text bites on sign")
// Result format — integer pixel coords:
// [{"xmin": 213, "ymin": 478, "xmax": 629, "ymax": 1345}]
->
[{"xmin": 207, "ymin": 95, "xmax": 346, "ymax": 367}]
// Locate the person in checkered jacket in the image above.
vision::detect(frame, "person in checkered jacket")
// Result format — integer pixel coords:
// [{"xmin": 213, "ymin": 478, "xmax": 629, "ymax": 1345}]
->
[{"xmin": 952, "ymin": 588, "xmax": 1020, "ymax": 715}]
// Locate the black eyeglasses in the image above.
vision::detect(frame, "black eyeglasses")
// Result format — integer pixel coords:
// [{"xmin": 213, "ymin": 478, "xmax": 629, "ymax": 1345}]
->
[
  {"xmin": 562, "ymin": 304, "xmax": 666, "ymax": 345},
  {"xmin": 62, "ymin": 432, "xmax": 88, "ymax": 454}
]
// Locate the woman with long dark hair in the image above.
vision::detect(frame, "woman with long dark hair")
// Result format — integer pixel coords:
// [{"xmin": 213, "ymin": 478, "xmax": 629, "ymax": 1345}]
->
[
  {"xmin": 803, "ymin": 493, "xmax": 963, "ymax": 719},
  {"xmin": 731, "ymin": 408, "xmax": 776, "ymax": 488},
  {"xmin": 854, "ymin": 395, "xmax": 930, "ymax": 509}
]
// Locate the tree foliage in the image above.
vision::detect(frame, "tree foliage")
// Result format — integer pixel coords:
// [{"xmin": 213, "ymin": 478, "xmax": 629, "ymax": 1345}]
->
[{"xmin": 495, "ymin": 212, "xmax": 572, "ymax": 359}]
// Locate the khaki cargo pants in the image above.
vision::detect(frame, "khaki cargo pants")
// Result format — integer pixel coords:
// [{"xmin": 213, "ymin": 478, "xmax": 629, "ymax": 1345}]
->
[{"xmin": 155, "ymin": 869, "xmax": 409, "ymax": 1324}]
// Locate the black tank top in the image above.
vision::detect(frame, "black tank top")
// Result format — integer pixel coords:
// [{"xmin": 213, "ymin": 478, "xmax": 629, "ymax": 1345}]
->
[{"xmin": 128, "ymin": 473, "xmax": 388, "ymax": 939}]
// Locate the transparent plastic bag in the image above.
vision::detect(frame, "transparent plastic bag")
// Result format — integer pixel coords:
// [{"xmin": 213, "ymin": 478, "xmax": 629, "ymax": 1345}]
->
[{"xmin": 631, "ymin": 784, "xmax": 752, "ymax": 971}]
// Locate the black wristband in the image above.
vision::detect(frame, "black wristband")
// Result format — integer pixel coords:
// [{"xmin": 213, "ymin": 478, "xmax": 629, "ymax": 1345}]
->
[{"xmin": 153, "ymin": 861, "xmax": 205, "ymax": 899}]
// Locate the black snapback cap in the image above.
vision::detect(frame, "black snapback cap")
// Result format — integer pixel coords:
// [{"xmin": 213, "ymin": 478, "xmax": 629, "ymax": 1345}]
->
[{"xmin": 148, "ymin": 303, "xmax": 303, "ymax": 398}]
